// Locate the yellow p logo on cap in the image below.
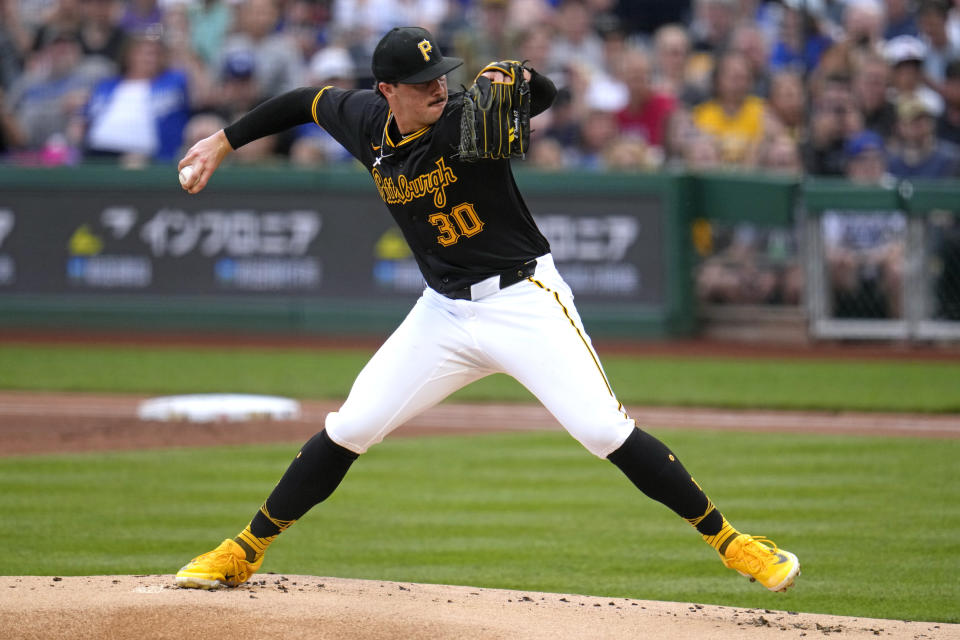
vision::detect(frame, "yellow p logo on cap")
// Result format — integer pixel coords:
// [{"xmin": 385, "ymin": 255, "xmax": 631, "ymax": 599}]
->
[{"xmin": 417, "ymin": 39, "xmax": 432, "ymax": 61}]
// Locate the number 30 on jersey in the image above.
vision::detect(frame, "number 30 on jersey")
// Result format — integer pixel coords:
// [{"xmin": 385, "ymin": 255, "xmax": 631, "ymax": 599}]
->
[{"xmin": 428, "ymin": 202, "xmax": 484, "ymax": 247}]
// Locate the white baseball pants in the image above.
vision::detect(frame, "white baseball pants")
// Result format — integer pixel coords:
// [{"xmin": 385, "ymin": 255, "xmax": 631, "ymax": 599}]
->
[{"xmin": 324, "ymin": 254, "xmax": 636, "ymax": 458}]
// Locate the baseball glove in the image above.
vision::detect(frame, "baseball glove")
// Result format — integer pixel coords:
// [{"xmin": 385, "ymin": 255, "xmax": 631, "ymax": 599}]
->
[{"xmin": 459, "ymin": 60, "xmax": 531, "ymax": 161}]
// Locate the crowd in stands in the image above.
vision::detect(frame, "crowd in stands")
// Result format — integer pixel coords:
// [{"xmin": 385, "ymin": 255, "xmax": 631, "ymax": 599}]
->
[{"xmin": 1, "ymin": 0, "xmax": 959, "ymax": 178}]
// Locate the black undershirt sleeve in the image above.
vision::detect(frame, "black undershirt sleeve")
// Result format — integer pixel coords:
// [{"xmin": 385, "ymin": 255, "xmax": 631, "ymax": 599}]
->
[
  {"xmin": 223, "ymin": 87, "xmax": 319, "ymax": 149},
  {"xmin": 528, "ymin": 69, "xmax": 557, "ymax": 117},
  {"xmin": 223, "ymin": 72, "xmax": 554, "ymax": 150}
]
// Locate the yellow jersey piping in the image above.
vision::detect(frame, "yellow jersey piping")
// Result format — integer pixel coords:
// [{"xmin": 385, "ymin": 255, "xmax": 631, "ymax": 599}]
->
[
  {"xmin": 311, "ymin": 86, "xmax": 333, "ymax": 127},
  {"xmin": 383, "ymin": 111, "xmax": 431, "ymax": 148},
  {"xmin": 527, "ymin": 277, "xmax": 627, "ymax": 418}
]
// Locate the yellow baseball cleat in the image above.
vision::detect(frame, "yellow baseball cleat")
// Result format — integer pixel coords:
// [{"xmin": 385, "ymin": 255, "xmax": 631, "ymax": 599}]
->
[
  {"xmin": 175, "ymin": 538, "xmax": 263, "ymax": 589},
  {"xmin": 721, "ymin": 534, "xmax": 800, "ymax": 592}
]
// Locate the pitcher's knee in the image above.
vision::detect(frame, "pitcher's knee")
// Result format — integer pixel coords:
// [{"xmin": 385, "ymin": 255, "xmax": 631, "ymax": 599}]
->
[
  {"xmin": 567, "ymin": 419, "xmax": 636, "ymax": 459},
  {"xmin": 324, "ymin": 410, "xmax": 386, "ymax": 455}
]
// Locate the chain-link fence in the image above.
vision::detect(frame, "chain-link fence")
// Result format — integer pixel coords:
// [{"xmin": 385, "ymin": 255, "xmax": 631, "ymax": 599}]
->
[
  {"xmin": 693, "ymin": 178, "xmax": 960, "ymax": 342},
  {"xmin": 693, "ymin": 219, "xmax": 802, "ymax": 307},
  {"xmin": 820, "ymin": 210, "xmax": 906, "ymax": 320},
  {"xmin": 928, "ymin": 211, "xmax": 960, "ymax": 322},
  {"xmin": 805, "ymin": 181, "xmax": 960, "ymax": 341}
]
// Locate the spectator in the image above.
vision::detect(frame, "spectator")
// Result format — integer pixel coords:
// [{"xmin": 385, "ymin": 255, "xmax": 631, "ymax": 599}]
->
[
  {"xmin": 803, "ymin": 73, "xmax": 864, "ymax": 175},
  {"xmin": 930, "ymin": 210, "xmax": 960, "ymax": 320},
  {"xmin": 883, "ymin": 0, "xmax": 919, "ymax": 40},
  {"xmin": 853, "ymin": 53, "xmax": 897, "ymax": 138},
  {"xmin": 693, "ymin": 43, "xmax": 805, "ymax": 307},
  {"xmin": 330, "ymin": 0, "xmax": 446, "ymax": 80},
  {"xmin": 503, "ymin": 0, "xmax": 556, "ymax": 34},
  {"xmin": 729, "ymin": 22, "xmax": 772, "ymax": 97},
  {"xmin": 651, "ymin": 23, "xmax": 708, "ymax": 106},
  {"xmin": 758, "ymin": 132, "xmax": 804, "ymax": 175},
  {"xmin": 0, "ymin": 2, "xmax": 27, "ymax": 91},
  {"xmin": 950, "ymin": 0, "xmax": 960, "ymax": 46},
  {"xmin": 450, "ymin": 0, "xmax": 516, "ymax": 90},
  {"xmin": 118, "ymin": 0, "xmax": 162, "ymax": 35},
  {"xmin": 768, "ymin": 2, "xmax": 833, "ymax": 74},
  {"xmin": 7, "ymin": 27, "xmax": 111, "ymax": 158},
  {"xmin": 937, "ymin": 59, "xmax": 960, "ymax": 145},
  {"xmin": 691, "ymin": 51, "xmax": 767, "ymax": 167},
  {"xmin": 596, "ymin": 12, "xmax": 629, "ymax": 77},
  {"xmin": 603, "ymin": 136, "xmax": 654, "ymax": 171},
  {"xmin": 0, "ymin": 87, "xmax": 26, "ymax": 154},
  {"xmin": 328, "ymin": 0, "xmax": 396, "ymax": 79},
  {"xmin": 163, "ymin": 2, "xmax": 216, "ymax": 109},
  {"xmin": 307, "ymin": 46, "xmax": 355, "ymax": 90},
  {"xmin": 823, "ymin": 132, "xmax": 905, "ymax": 318},
  {"xmin": 180, "ymin": 111, "xmax": 227, "ymax": 157},
  {"xmin": 682, "ymin": 0, "xmax": 736, "ymax": 106},
  {"xmin": 30, "ymin": 0, "xmax": 84, "ymax": 55},
  {"xmin": 515, "ymin": 23, "xmax": 554, "ymax": 73},
  {"xmin": 887, "ymin": 95, "xmax": 960, "ymax": 177},
  {"xmin": 525, "ymin": 135, "xmax": 567, "ymax": 170},
  {"xmin": 823, "ymin": 216, "xmax": 906, "ymax": 318},
  {"xmin": 884, "ymin": 34, "xmax": 944, "ymax": 115},
  {"xmin": 84, "ymin": 31, "xmax": 190, "ymax": 164},
  {"xmin": 508, "ymin": 23, "xmax": 557, "ymax": 153},
  {"xmin": 283, "ymin": 0, "xmax": 330, "ymax": 66},
  {"xmin": 214, "ymin": 49, "xmax": 264, "ymax": 123},
  {"xmin": 689, "ymin": 0, "xmax": 737, "ymax": 54},
  {"xmin": 741, "ymin": 0, "xmax": 782, "ymax": 40},
  {"xmin": 583, "ymin": 62, "xmax": 628, "ymax": 122},
  {"xmin": 916, "ymin": 0, "xmax": 960, "ymax": 87},
  {"xmin": 840, "ymin": 0, "xmax": 885, "ymax": 59},
  {"xmin": 546, "ymin": 0, "xmax": 606, "ymax": 74},
  {"xmin": 385, "ymin": 0, "xmax": 447, "ymax": 37},
  {"xmin": 843, "ymin": 129, "xmax": 890, "ymax": 184},
  {"xmin": 220, "ymin": 0, "xmax": 304, "ymax": 99},
  {"xmin": 767, "ymin": 69, "xmax": 806, "ymax": 142},
  {"xmin": 811, "ymin": 0, "xmax": 884, "ymax": 92},
  {"xmin": 614, "ymin": 48, "xmax": 677, "ymax": 152},
  {"xmin": 570, "ymin": 106, "xmax": 620, "ymax": 170},
  {"xmin": 695, "ymin": 221, "xmax": 801, "ymax": 305},
  {"xmin": 77, "ymin": 0, "xmax": 125, "ymax": 65},
  {"xmin": 682, "ymin": 131, "xmax": 723, "ymax": 170},
  {"xmin": 189, "ymin": 0, "xmax": 233, "ymax": 68}
]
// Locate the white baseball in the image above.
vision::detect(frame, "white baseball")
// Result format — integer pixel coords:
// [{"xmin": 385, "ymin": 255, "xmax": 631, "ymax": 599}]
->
[{"xmin": 178, "ymin": 165, "xmax": 195, "ymax": 186}]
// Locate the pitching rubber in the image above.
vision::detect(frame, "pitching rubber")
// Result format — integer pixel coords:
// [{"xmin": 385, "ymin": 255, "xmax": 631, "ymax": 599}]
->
[{"xmin": 175, "ymin": 575, "xmax": 224, "ymax": 590}]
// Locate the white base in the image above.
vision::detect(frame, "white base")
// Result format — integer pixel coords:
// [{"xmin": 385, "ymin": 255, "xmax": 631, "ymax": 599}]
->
[{"xmin": 137, "ymin": 394, "xmax": 300, "ymax": 423}]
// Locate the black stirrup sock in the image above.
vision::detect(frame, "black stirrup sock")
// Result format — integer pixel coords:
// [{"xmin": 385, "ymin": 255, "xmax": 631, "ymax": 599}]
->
[
  {"xmin": 238, "ymin": 430, "xmax": 359, "ymax": 557},
  {"xmin": 607, "ymin": 427, "xmax": 724, "ymax": 536}
]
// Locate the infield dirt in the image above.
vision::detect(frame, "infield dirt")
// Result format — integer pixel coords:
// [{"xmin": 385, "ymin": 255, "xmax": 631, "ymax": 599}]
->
[{"xmin": 2, "ymin": 574, "xmax": 958, "ymax": 640}]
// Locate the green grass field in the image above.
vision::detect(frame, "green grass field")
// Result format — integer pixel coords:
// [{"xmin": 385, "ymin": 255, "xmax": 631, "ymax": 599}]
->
[
  {"xmin": 0, "ymin": 431, "xmax": 957, "ymax": 623},
  {"xmin": 2, "ymin": 343, "xmax": 960, "ymax": 412},
  {"xmin": 1, "ymin": 342, "xmax": 959, "ymax": 623}
]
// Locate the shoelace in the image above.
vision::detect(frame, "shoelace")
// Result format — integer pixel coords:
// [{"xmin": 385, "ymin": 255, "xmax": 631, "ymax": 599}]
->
[{"xmin": 729, "ymin": 535, "xmax": 780, "ymax": 574}]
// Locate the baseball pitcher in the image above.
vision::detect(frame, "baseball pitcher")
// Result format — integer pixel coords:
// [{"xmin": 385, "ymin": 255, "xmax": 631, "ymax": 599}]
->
[{"xmin": 174, "ymin": 26, "xmax": 800, "ymax": 593}]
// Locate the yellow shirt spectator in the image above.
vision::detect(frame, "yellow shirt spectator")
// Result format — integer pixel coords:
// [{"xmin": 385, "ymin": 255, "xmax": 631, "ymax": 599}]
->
[{"xmin": 692, "ymin": 95, "xmax": 766, "ymax": 165}]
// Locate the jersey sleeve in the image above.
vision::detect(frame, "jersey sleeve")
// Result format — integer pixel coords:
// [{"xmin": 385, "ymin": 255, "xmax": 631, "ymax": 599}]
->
[
  {"xmin": 308, "ymin": 87, "xmax": 384, "ymax": 162},
  {"xmin": 223, "ymin": 87, "xmax": 317, "ymax": 149},
  {"xmin": 222, "ymin": 86, "xmax": 383, "ymax": 163}
]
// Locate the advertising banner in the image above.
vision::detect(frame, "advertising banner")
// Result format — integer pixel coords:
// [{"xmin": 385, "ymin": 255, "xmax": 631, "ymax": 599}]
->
[{"xmin": 0, "ymin": 190, "xmax": 664, "ymax": 305}]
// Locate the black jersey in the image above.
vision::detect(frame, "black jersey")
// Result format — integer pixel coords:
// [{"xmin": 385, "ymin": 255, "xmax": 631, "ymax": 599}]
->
[{"xmin": 224, "ymin": 74, "xmax": 556, "ymax": 296}]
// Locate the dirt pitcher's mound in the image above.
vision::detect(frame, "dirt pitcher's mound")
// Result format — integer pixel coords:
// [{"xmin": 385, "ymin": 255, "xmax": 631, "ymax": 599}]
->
[{"xmin": 1, "ymin": 575, "xmax": 955, "ymax": 640}]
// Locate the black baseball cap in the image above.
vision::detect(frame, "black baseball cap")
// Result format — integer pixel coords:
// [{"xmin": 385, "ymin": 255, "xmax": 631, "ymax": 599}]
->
[{"xmin": 372, "ymin": 27, "xmax": 463, "ymax": 84}]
